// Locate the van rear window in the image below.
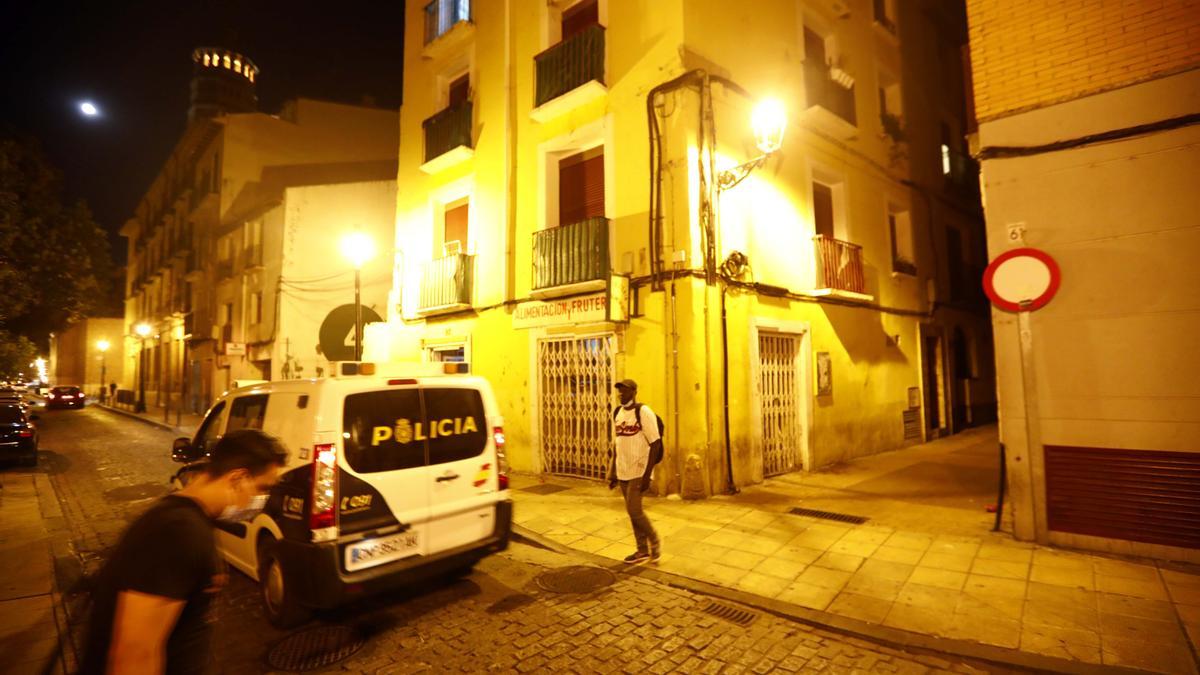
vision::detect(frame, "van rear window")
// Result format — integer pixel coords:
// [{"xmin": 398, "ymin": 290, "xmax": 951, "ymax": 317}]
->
[
  {"xmin": 424, "ymin": 388, "xmax": 487, "ymax": 465},
  {"xmin": 343, "ymin": 389, "xmax": 425, "ymax": 473}
]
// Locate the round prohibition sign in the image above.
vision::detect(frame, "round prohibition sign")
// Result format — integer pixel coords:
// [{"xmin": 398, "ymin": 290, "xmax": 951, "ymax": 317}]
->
[{"xmin": 982, "ymin": 247, "xmax": 1061, "ymax": 312}]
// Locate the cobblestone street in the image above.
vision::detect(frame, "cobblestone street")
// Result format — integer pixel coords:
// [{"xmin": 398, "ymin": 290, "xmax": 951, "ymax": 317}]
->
[{"xmin": 24, "ymin": 406, "xmax": 1003, "ymax": 673}]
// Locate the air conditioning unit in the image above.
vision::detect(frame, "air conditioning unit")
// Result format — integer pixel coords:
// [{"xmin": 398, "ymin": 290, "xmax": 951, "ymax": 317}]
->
[{"xmin": 830, "ymin": 66, "xmax": 855, "ymax": 89}]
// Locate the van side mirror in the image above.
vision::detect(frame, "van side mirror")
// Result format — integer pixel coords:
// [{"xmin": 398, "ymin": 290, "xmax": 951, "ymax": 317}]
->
[{"xmin": 172, "ymin": 437, "xmax": 200, "ymax": 463}]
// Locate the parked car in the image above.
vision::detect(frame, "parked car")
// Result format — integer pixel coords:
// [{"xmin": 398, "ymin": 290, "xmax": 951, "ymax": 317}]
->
[
  {"xmin": 0, "ymin": 404, "xmax": 39, "ymax": 466},
  {"xmin": 0, "ymin": 389, "xmax": 28, "ymax": 410},
  {"xmin": 46, "ymin": 386, "xmax": 85, "ymax": 409},
  {"xmin": 170, "ymin": 362, "xmax": 512, "ymax": 627}
]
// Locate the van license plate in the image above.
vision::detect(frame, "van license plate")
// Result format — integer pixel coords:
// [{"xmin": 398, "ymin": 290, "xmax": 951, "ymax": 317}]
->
[{"xmin": 344, "ymin": 530, "xmax": 419, "ymax": 572}]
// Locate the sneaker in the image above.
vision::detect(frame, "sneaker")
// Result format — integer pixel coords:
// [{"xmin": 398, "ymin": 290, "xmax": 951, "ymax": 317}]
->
[
  {"xmin": 623, "ymin": 551, "xmax": 651, "ymax": 565},
  {"xmin": 649, "ymin": 549, "xmax": 661, "ymax": 563}
]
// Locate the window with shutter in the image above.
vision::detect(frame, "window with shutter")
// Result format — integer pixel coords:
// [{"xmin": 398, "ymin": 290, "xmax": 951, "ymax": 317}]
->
[
  {"xmin": 561, "ymin": 0, "xmax": 599, "ymax": 42},
  {"xmin": 443, "ymin": 201, "xmax": 469, "ymax": 255},
  {"xmin": 558, "ymin": 148, "xmax": 604, "ymax": 226},
  {"xmin": 812, "ymin": 181, "xmax": 835, "ymax": 238},
  {"xmin": 448, "ymin": 75, "xmax": 469, "ymax": 107}
]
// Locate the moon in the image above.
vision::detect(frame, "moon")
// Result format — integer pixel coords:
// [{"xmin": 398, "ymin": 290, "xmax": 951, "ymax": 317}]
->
[{"xmin": 79, "ymin": 101, "xmax": 99, "ymax": 116}]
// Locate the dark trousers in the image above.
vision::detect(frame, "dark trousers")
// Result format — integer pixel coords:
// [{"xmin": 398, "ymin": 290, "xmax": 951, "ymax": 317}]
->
[{"xmin": 619, "ymin": 479, "xmax": 659, "ymax": 554}]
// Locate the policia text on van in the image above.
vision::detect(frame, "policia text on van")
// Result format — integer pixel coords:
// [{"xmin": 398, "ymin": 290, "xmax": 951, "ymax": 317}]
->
[{"xmin": 171, "ymin": 365, "xmax": 513, "ymax": 627}]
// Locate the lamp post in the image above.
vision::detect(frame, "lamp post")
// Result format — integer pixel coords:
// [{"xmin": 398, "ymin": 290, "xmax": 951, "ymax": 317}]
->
[
  {"xmin": 713, "ymin": 97, "xmax": 787, "ymax": 495},
  {"xmin": 340, "ymin": 231, "xmax": 376, "ymax": 361},
  {"xmin": 134, "ymin": 323, "xmax": 151, "ymax": 412},
  {"xmin": 96, "ymin": 339, "xmax": 110, "ymax": 403}
]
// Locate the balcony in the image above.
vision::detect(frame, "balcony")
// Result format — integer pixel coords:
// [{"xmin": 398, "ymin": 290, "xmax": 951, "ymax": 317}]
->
[
  {"xmin": 216, "ymin": 259, "xmax": 234, "ymax": 280},
  {"xmin": 532, "ymin": 24, "xmax": 606, "ymax": 123},
  {"xmin": 242, "ymin": 245, "xmax": 263, "ymax": 270},
  {"xmin": 418, "ymin": 254, "xmax": 474, "ymax": 315},
  {"xmin": 420, "ymin": 101, "xmax": 474, "ymax": 174},
  {"xmin": 803, "ymin": 60, "xmax": 857, "ymax": 139},
  {"xmin": 945, "ymin": 150, "xmax": 980, "ymax": 198},
  {"xmin": 812, "ymin": 235, "xmax": 871, "ymax": 301},
  {"xmin": 422, "ymin": 0, "xmax": 473, "ymax": 60},
  {"xmin": 425, "ymin": 0, "xmax": 470, "ymax": 44},
  {"xmin": 532, "ymin": 217, "xmax": 609, "ymax": 298}
]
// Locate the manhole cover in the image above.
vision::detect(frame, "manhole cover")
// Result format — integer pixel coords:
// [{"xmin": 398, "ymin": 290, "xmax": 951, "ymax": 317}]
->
[
  {"xmin": 265, "ymin": 625, "xmax": 366, "ymax": 672},
  {"xmin": 104, "ymin": 483, "xmax": 166, "ymax": 502},
  {"xmin": 535, "ymin": 565, "xmax": 617, "ymax": 594}
]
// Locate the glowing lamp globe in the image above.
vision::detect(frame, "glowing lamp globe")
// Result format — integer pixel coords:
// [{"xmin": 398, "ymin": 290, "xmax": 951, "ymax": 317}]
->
[
  {"xmin": 752, "ymin": 98, "xmax": 787, "ymax": 155},
  {"xmin": 341, "ymin": 231, "xmax": 376, "ymax": 269}
]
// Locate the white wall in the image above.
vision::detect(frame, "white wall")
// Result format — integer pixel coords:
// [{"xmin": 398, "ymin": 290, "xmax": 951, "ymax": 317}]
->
[{"xmin": 979, "ymin": 69, "xmax": 1200, "ymax": 553}]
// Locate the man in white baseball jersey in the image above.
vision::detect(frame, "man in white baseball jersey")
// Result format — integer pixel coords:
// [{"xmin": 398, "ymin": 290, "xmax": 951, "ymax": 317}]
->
[{"xmin": 608, "ymin": 379, "xmax": 661, "ymax": 564}]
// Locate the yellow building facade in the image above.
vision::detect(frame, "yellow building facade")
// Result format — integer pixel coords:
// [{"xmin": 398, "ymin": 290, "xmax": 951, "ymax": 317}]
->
[{"xmin": 372, "ymin": 0, "xmax": 995, "ymax": 497}]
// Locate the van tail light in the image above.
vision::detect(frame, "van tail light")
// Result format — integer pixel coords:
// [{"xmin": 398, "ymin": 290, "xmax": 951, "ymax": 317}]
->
[
  {"xmin": 310, "ymin": 443, "xmax": 337, "ymax": 530},
  {"xmin": 493, "ymin": 427, "xmax": 509, "ymax": 491}
]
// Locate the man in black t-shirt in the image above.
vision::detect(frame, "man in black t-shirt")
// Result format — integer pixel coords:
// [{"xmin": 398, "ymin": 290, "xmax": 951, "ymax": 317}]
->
[{"xmin": 81, "ymin": 429, "xmax": 287, "ymax": 674}]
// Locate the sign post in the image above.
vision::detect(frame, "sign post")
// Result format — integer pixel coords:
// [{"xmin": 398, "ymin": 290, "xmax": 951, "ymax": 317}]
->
[{"xmin": 982, "ymin": 247, "xmax": 1061, "ymax": 544}]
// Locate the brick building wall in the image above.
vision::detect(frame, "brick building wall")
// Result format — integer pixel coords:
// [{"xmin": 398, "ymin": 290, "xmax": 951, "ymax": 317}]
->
[{"xmin": 966, "ymin": 0, "xmax": 1200, "ymax": 121}]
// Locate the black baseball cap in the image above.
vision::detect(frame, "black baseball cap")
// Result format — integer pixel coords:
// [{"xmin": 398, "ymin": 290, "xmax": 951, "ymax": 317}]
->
[{"xmin": 615, "ymin": 379, "xmax": 638, "ymax": 391}]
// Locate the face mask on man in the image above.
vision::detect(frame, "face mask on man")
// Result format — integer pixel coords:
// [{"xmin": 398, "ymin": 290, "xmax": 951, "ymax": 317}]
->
[
  {"xmin": 218, "ymin": 493, "xmax": 268, "ymax": 523},
  {"xmin": 218, "ymin": 474, "xmax": 270, "ymax": 523}
]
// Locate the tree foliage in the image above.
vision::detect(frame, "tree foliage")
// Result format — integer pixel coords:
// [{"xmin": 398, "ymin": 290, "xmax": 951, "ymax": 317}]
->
[{"xmin": 0, "ymin": 133, "xmax": 119, "ymax": 356}]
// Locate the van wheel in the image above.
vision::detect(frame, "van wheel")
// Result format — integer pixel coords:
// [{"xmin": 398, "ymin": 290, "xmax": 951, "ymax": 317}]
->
[{"xmin": 258, "ymin": 540, "xmax": 311, "ymax": 629}]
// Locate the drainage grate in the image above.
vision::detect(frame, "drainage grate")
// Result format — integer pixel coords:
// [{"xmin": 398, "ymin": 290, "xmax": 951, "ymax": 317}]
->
[
  {"xmin": 535, "ymin": 565, "xmax": 617, "ymax": 594},
  {"xmin": 265, "ymin": 625, "xmax": 366, "ymax": 672},
  {"xmin": 788, "ymin": 507, "xmax": 869, "ymax": 525},
  {"xmin": 699, "ymin": 600, "xmax": 759, "ymax": 627},
  {"xmin": 518, "ymin": 483, "xmax": 571, "ymax": 495}
]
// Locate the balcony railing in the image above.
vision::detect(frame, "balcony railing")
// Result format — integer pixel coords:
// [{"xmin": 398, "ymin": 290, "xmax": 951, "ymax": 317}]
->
[
  {"xmin": 423, "ymin": 101, "xmax": 472, "ymax": 163},
  {"xmin": 242, "ymin": 245, "xmax": 263, "ymax": 270},
  {"xmin": 946, "ymin": 150, "xmax": 980, "ymax": 196},
  {"xmin": 804, "ymin": 61, "xmax": 856, "ymax": 125},
  {"xmin": 814, "ymin": 235, "xmax": 866, "ymax": 295},
  {"xmin": 424, "ymin": 0, "xmax": 471, "ymax": 45},
  {"xmin": 419, "ymin": 254, "xmax": 474, "ymax": 312},
  {"xmin": 535, "ymin": 24, "xmax": 604, "ymax": 108},
  {"xmin": 533, "ymin": 217, "xmax": 609, "ymax": 291}
]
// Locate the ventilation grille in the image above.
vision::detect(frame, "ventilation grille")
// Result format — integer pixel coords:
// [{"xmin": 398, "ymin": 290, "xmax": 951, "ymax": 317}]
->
[
  {"xmin": 903, "ymin": 408, "xmax": 921, "ymax": 440},
  {"xmin": 699, "ymin": 600, "xmax": 758, "ymax": 627},
  {"xmin": 1046, "ymin": 445, "xmax": 1200, "ymax": 550},
  {"xmin": 789, "ymin": 507, "xmax": 870, "ymax": 525}
]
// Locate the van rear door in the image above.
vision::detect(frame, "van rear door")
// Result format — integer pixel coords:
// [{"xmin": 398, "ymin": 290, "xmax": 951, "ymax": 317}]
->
[
  {"xmin": 338, "ymin": 386, "xmax": 429, "ymax": 573},
  {"xmin": 422, "ymin": 383, "xmax": 498, "ymax": 555}
]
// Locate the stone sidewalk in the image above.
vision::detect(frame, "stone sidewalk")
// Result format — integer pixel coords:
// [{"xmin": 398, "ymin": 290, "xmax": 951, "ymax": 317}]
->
[
  {"xmin": 0, "ymin": 472, "xmax": 69, "ymax": 674},
  {"xmin": 94, "ymin": 401, "xmax": 202, "ymax": 436},
  {"xmin": 510, "ymin": 434, "xmax": 1200, "ymax": 674}
]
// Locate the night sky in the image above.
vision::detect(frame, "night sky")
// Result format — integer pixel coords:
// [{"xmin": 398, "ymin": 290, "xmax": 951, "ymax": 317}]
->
[{"xmin": 0, "ymin": 1, "xmax": 405, "ymax": 263}]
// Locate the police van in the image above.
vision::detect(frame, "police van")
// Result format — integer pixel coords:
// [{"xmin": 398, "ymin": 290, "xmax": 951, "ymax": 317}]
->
[{"xmin": 170, "ymin": 363, "xmax": 512, "ymax": 627}]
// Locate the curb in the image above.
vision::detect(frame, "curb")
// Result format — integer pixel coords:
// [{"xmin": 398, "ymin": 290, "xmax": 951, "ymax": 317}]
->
[
  {"xmin": 94, "ymin": 404, "xmax": 186, "ymax": 435},
  {"xmin": 511, "ymin": 525, "xmax": 1150, "ymax": 675}
]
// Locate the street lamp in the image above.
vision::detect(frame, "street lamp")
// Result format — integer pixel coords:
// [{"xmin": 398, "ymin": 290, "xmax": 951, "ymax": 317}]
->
[
  {"xmin": 717, "ymin": 97, "xmax": 788, "ymax": 191},
  {"xmin": 97, "ymin": 339, "xmax": 110, "ymax": 404},
  {"xmin": 340, "ymin": 231, "xmax": 376, "ymax": 361},
  {"xmin": 134, "ymin": 323, "xmax": 151, "ymax": 412}
]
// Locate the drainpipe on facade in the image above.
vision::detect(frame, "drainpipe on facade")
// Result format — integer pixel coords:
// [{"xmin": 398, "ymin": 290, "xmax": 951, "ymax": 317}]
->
[{"xmin": 503, "ymin": 0, "xmax": 517, "ymax": 303}]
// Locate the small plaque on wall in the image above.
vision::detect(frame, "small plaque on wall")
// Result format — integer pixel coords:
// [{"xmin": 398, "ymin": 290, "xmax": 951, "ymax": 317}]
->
[
  {"xmin": 908, "ymin": 386, "xmax": 921, "ymax": 409},
  {"xmin": 816, "ymin": 352, "xmax": 832, "ymax": 396}
]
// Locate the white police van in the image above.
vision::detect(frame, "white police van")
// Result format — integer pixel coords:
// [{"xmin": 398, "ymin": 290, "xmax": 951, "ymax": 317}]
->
[{"xmin": 171, "ymin": 362, "xmax": 512, "ymax": 627}]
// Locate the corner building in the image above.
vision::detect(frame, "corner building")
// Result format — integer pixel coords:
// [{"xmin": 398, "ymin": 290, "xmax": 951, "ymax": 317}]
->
[
  {"xmin": 372, "ymin": 0, "xmax": 996, "ymax": 497},
  {"xmin": 965, "ymin": 0, "xmax": 1200, "ymax": 560}
]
